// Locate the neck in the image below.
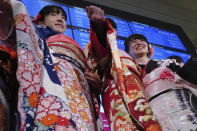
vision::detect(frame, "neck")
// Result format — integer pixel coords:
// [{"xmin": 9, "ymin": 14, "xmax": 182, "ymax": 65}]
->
[{"xmin": 135, "ymin": 55, "xmax": 149, "ymax": 65}]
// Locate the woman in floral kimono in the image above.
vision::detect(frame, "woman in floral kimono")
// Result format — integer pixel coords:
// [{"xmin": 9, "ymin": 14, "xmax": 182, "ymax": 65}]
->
[
  {"xmin": 85, "ymin": 8, "xmax": 161, "ymax": 130},
  {"xmin": 125, "ymin": 34, "xmax": 197, "ymax": 130},
  {"xmin": 142, "ymin": 57, "xmax": 197, "ymax": 130},
  {"xmin": 0, "ymin": 0, "xmax": 105, "ymax": 130}
]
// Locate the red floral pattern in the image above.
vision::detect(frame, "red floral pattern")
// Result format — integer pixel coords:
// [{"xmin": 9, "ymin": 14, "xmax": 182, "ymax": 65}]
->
[
  {"xmin": 160, "ymin": 69, "xmax": 174, "ymax": 82},
  {"xmin": 14, "ymin": 4, "xmax": 97, "ymax": 130},
  {"xmin": 56, "ymin": 117, "xmax": 70, "ymax": 126},
  {"xmin": 35, "ymin": 96, "xmax": 62, "ymax": 121}
]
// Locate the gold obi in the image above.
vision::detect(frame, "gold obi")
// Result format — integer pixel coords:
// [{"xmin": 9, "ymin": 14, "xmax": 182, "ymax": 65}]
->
[{"xmin": 46, "ymin": 34, "xmax": 87, "ymax": 71}]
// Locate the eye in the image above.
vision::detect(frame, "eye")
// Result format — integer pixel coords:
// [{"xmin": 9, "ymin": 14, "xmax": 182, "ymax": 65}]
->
[
  {"xmin": 50, "ymin": 13, "xmax": 57, "ymax": 16},
  {"xmin": 62, "ymin": 16, "xmax": 66, "ymax": 20}
]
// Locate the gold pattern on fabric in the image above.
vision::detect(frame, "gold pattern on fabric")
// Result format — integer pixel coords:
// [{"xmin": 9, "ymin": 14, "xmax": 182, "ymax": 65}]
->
[{"xmin": 48, "ymin": 42, "xmax": 86, "ymax": 69}]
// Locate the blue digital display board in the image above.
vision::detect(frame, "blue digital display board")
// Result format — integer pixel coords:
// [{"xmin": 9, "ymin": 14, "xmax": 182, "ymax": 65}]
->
[
  {"xmin": 128, "ymin": 22, "xmax": 186, "ymax": 51},
  {"xmin": 106, "ymin": 15, "xmax": 131, "ymax": 38},
  {"xmin": 21, "ymin": 0, "xmax": 70, "ymax": 25},
  {"xmin": 117, "ymin": 39, "xmax": 125, "ymax": 50},
  {"xmin": 69, "ymin": 7, "xmax": 90, "ymax": 29},
  {"xmin": 21, "ymin": 0, "xmax": 190, "ymax": 63},
  {"xmin": 152, "ymin": 46, "xmax": 190, "ymax": 63},
  {"xmin": 64, "ymin": 28, "xmax": 73, "ymax": 39},
  {"xmin": 73, "ymin": 29, "xmax": 90, "ymax": 50}
]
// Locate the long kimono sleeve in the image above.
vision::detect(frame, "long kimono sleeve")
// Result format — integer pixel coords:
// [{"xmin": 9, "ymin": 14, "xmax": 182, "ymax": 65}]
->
[
  {"xmin": 8, "ymin": 1, "xmax": 45, "ymax": 130},
  {"xmin": 85, "ymin": 19, "xmax": 115, "ymax": 80},
  {"xmin": 88, "ymin": 19, "xmax": 114, "ymax": 60}
]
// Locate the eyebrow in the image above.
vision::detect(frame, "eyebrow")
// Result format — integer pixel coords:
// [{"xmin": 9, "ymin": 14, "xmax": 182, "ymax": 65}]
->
[{"xmin": 49, "ymin": 12, "xmax": 66, "ymax": 19}]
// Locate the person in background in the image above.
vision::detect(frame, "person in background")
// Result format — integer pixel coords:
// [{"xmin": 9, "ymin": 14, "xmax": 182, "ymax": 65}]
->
[
  {"xmin": 124, "ymin": 34, "xmax": 155, "ymax": 76},
  {"xmin": 164, "ymin": 54, "xmax": 197, "ymax": 90},
  {"xmin": 177, "ymin": 52, "xmax": 197, "ymax": 85},
  {"xmin": 166, "ymin": 54, "xmax": 197, "ymax": 97},
  {"xmin": 0, "ymin": 0, "xmax": 109, "ymax": 130},
  {"xmin": 125, "ymin": 34, "xmax": 153, "ymax": 66},
  {"xmin": 85, "ymin": 9, "xmax": 161, "ymax": 130},
  {"xmin": 165, "ymin": 54, "xmax": 197, "ymax": 89},
  {"xmin": 124, "ymin": 34, "xmax": 185, "ymax": 75},
  {"xmin": 166, "ymin": 55, "xmax": 184, "ymax": 67},
  {"xmin": 174, "ymin": 53, "xmax": 197, "ymax": 91},
  {"xmin": 125, "ymin": 34, "xmax": 197, "ymax": 130}
]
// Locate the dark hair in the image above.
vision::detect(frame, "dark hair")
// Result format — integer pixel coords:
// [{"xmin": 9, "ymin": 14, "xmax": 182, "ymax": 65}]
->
[
  {"xmin": 107, "ymin": 18, "xmax": 117, "ymax": 30},
  {"xmin": 124, "ymin": 34, "xmax": 149, "ymax": 54},
  {"xmin": 38, "ymin": 5, "xmax": 67, "ymax": 22},
  {"xmin": 167, "ymin": 55, "xmax": 184, "ymax": 63}
]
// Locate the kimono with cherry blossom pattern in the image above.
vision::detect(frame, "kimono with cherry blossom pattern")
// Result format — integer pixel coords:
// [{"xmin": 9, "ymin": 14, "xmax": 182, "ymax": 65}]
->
[{"xmin": 7, "ymin": 0, "xmax": 103, "ymax": 130}]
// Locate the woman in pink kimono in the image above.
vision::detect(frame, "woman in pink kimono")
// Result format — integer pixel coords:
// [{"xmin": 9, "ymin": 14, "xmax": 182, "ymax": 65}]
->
[
  {"xmin": 125, "ymin": 34, "xmax": 197, "ymax": 131},
  {"xmin": 0, "ymin": 0, "xmax": 105, "ymax": 130}
]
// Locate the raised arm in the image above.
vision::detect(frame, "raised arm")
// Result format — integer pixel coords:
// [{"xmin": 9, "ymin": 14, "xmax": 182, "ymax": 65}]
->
[
  {"xmin": 0, "ymin": 0, "xmax": 14, "ymax": 40},
  {"xmin": 86, "ymin": 6, "xmax": 106, "ymax": 47},
  {"xmin": 85, "ymin": 6, "xmax": 116, "ymax": 60}
]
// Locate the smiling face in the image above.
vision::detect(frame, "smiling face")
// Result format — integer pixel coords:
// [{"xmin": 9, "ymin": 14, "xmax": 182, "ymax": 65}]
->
[
  {"xmin": 40, "ymin": 12, "xmax": 67, "ymax": 33},
  {"xmin": 129, "ymin": 39, "xmax": 149, "ymax": 57}
]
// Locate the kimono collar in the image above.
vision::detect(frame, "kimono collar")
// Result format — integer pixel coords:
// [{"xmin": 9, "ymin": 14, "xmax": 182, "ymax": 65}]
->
[{"xmin": 33, "ymin": 23, "xmax": 59, "ymax": 39}]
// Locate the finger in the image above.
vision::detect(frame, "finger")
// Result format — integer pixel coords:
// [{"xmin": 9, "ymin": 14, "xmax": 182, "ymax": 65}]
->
[
  {"xmin": 85, "ymin": 75, "xmax": 98, "ymax": 82},
  {"xmin": 85, "ymin": 72, "xmax": 100, "ymax": 80},
  {"xmin": 87, "ymin": 7, "xmax": 93, "ymax": 18},
  {"xmin": 90, "ymin": 6, "xmax": 100, "ymax": 21},
  {"xmin": 85, "ymin": 71, "xmax": 94, "ymax": 77},
  {"xmin": 86, "ymin": 7, "xmax": 92, "ymax": 18},
  {"xmin": 91, "ymin": 7, "xmax": 105, "ymax": 22},
  {"xmin": 94, "ymin": 7, "xmax": 101, "ymax": 21},
  {"xmin": 87, "ymin": 6, "xmax": 95, "ymax": 18},
  {"xmin": 86, "ymin": 77, "xmax": 99, "ymax": 88},
  {"xmin": 85, "ymin": 71, "xmax": 95, "ymax": 76},
  {"xmin": 98, "ymin": 7, "xmax": 102, "ymax": 15},
  {"xmin": 86, "ymin": 75, "xmax": 101, "ymax": 86},
  {"xmin": 86, "ymin": 6, "xmax": 91, "ymax": 18},
  {"xmin": 100, "ymin": 9, "xmax": 104, "ymax": 16},
  {"xmin": 85, "ymin": 6, "xmax": 89, "ymax": 14},
  {"xmin": 98, "ymin": 9, "xmax": 104, "ymax": 20}
]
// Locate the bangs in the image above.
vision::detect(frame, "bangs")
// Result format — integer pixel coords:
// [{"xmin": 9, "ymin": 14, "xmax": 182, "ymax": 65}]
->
[
  {"xmin": 124, "ymin": 34, "xmax": 149, "ymax": 54},
  {"xmin": 130, "ymin": 34, "xmax": 147, "ymax": 43},
  {"xmin": 48, "ymin": 7, "xmax": 66, "ymax": 19},
  {"xmin": 39, "ymin": 5, "xmax": 67, "ymax": 22}
]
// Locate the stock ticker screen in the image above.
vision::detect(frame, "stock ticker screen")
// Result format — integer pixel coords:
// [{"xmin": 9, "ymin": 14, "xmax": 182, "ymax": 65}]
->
[
  {"xmin": 152, "ymin": 46, "xmax": 190, "ymax": 63},
  {"xmin": 21, "ymin": 0, "xmax": 190, "ymax": 63},
  {"xmin": 69, "ymin": 7, "xmax": 90, "ymax": 29},
  {"xmin": 105, "ymin": 15, "xmax": 132, "ymax": 38},
  {"xmin": 128, "ymin": 22, "xmax": 187, "ymax": 51}
]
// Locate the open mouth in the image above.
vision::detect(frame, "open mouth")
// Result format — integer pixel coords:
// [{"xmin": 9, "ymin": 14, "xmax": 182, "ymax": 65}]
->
[
  {"xmin": 135, "ymin": 46, "xmax": 144, "ymax": 50},
  {"xmin": 55, "ymin": 24, "xmax": 63, "ymax": 29}
]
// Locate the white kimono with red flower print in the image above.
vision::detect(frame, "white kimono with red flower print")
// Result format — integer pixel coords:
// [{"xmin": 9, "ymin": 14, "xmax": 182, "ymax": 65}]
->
[{"xmin": 3, "ymin": 0, "xmax": 103, "ymax": 130}]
